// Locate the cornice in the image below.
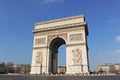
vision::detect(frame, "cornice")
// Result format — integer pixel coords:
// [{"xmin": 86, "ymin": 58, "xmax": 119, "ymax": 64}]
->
[
  {"xmin": 33, "ymin": 22, "xmax": 86, "ymax": 33},
  {"xmin": 35, "ymin": 15, "xmax": 84, "ymax": 26}
]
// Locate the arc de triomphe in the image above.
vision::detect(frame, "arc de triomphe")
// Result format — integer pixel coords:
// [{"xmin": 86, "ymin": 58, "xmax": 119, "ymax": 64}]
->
[{"xmin": 30, "ymin": 15, "xmax": 89, "ymax": 74}]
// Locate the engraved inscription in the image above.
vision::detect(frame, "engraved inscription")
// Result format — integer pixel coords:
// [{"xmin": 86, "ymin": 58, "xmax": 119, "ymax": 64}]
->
[
  {"xmin": 35, "ymin": 38, "xmax": 46, "ymax": 45},
  {"xmin": 72, "ymin": 48, "xmax": 82, "ymax": 64},
  {"xmin": 69, "ymin": 33, "xmax": 83, "ymax": 41}
]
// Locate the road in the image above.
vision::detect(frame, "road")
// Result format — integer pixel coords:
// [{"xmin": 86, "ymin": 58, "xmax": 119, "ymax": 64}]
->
[{"xmin": 0, "ymin": 75, "xmax": 120, "ymax": 80}]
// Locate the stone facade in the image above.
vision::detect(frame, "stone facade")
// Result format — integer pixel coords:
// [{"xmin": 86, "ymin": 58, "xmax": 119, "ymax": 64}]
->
[
  {"xmin": 97, "ymin": 63, "xmax": 120, "ymax": 74},
  {"xmin": 30, "ymin": 15, "xmax": 89, "ymax": 74}
]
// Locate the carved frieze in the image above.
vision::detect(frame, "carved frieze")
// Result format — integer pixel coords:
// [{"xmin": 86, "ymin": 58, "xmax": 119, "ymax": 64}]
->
[
  {"xmin": 69, "ymin": 33, "xmax": 83, "ymax": 41},
  {"xmin": 33, "ymin": 22, "xmax": 86, "ymax": 32},
  {"xmin": 35, "ymin": 38, "xmax": 46, "ymax": 45},
  {"xmin": 36, "ymin": 51, "xmax": 43, "ymax": 64},
  {"xmin": 72, "ymin": 48, "xmax": 82, "ymax": 65},
  {"xmin": 34, "ymin": 27, "xmax": 84, "ymax": 36}
]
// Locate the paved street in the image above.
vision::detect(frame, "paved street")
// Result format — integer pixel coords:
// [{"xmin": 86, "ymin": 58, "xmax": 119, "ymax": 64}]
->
[{"xmin": 0, "ymin": 75, "xmax": 120, "ymax": 80}]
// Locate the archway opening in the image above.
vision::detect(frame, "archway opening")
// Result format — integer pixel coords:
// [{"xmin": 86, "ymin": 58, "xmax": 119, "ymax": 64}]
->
[
  {"xmin": 58, "ymin": 44, "xmax": 66, "ymax": 74},
  {"xmin": 49, "ymin": 37, "xmax": 66, "ymax": 74}
]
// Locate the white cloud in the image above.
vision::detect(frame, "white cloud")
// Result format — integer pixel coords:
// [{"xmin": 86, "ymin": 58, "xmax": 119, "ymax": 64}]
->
[
  {"xmin": 107, "ymin": 19, "xmax": 117, "ymax": 24},
  {"xmin": 41, "ymin": 0, "xmax": 64, "ymax": 4},
  {"xmin": 116, "ymin": 36, "xmax": 120, "ymax": 42},
  {"xmin": 113, "ymin": 50, "xmax": 120, "ymax": 55},
  {"xmin": 110, "ymin": 49, "xmax": 120, "ymax": 55}
]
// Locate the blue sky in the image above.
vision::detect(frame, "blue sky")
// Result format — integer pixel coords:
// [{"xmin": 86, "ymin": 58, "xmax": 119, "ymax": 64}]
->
[{"xmin": 0, "ymin": 0, "xmax": 120, "ymax": 71}]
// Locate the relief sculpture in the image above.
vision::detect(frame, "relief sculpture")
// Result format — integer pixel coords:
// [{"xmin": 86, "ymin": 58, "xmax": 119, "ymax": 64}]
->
[
  {"xmin": 35, "ymin": 38, "xmax": 46, "ymax": 45},
  {"xmin": 72, "ymin": 48, "xmax": 82, "ymax": 64},
  {"xmin": 36, "ymin": 51, "xmax": 43, "ymax": 64},
  {"xmin": 69, "ymin": 33, "xmax": 83, "ymax": 41}
]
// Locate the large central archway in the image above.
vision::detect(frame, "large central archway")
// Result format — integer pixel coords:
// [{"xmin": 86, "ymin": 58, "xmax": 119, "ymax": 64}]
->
[
  {"xmin": 30, "ymin": 15, "xmax": 89, "ymax": 74},
  {"xmin": 49, "ymin": 37, "xmax": 66, "ymax": 74}
]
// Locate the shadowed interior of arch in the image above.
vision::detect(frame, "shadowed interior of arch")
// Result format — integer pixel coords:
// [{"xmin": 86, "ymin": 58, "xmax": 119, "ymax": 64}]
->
[{"xmin": 49, "ymin": 37, "xmax": 66, "ymax": 74}]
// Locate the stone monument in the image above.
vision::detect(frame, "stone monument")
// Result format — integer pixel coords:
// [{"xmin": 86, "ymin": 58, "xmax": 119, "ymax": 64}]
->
[{"xmin": 30, "ymin": 15, "xmax": 89, "ymax": 74}]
